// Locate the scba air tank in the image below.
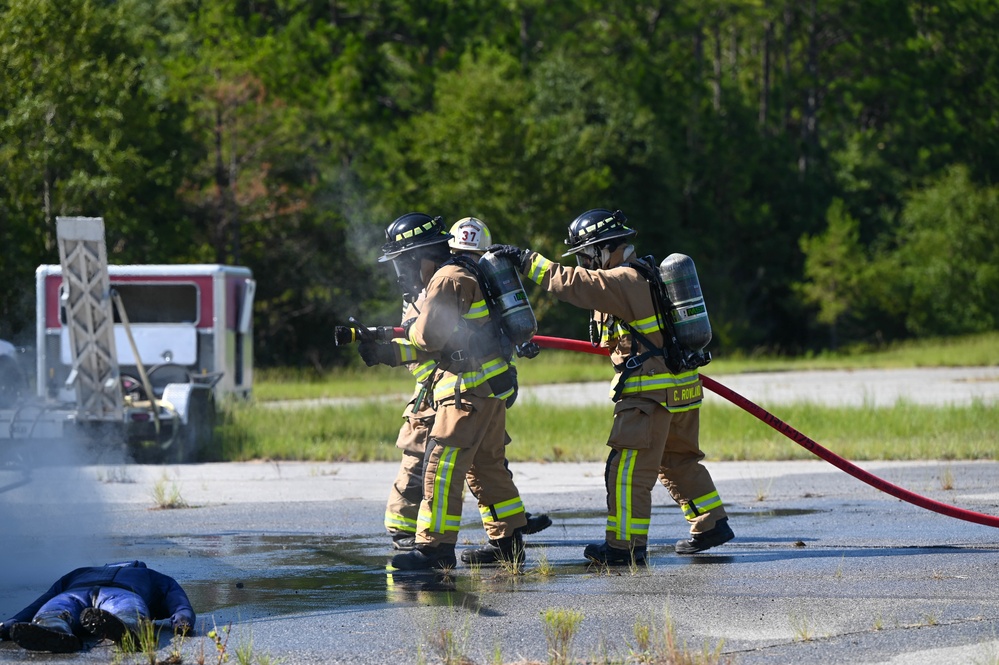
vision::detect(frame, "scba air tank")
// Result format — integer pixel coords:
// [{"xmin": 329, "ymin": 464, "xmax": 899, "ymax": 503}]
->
[
  {"xmin": 659, "ymin": 253, "xmax": 712, "ymax": 353},
  {"xmin": 478, "ymin": 251, "xmax": 538, "ymax": 345}
]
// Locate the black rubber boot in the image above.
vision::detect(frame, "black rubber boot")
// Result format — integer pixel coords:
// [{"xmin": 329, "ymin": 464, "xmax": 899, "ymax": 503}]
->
[
  {"xmin": 460, "ymin": 531, "xmax": 525, "ymax": 566},
  {"xmin": 390, "ymin": 531, "xmax": 417, "ymax": 551},
  {"xmin": 522, "ymin": 512, "xmax": 553, "ymax": 535},
  {"xmin": 675, "ymin": 517, "xmax": 735, "ymax": 555},
  {"xmin": 10, "ymin": 614, "xmax": 81, "ymax": 653},
  {"xmin": 391, "ymin": 543, "xmax": 457, "ymax": 571},
  {"xmin": 583, "ymin": 541, "xmax": 647, "ymax": 566},
  {"xmin": 81, "ymin": 607, "xmax": 138, "ymax": 645}
]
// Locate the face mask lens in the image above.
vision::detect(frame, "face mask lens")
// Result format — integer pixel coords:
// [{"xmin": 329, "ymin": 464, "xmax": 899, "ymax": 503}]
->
[
  {"xmin": 392, "ymin": 253, "xmax": 424, "ymax": 302},
  {"xmin": 576, "ymin": 248, "xmax": 597, "ymax": 268}
]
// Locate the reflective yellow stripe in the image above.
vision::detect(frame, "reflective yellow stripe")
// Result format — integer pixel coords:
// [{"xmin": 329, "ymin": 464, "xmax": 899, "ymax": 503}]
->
[
  {"xmin": 607, "ymin": 449, "xmax": 649, "ymax": 539},
  {"xmin": 410, "ymin": 360, "xmax": 437, "ymax": 382},
  {"xmin": 479, "ymin": 496, "xmax": 526, "ymax": 522},
  {"xmin": 393, "ymin": 339, "xmax": 418, "ymax": 363},
  {"xmin": 384, "ymin": 511, "xmax": 417, "ymax": 532},
  {"xmin": 424, "ymin": 446, "xmax": 463, "ymax": 534},
  {"xmin": 433, "ymin": 358, "xmax": 514, "ymax": 401},
  {"xmin": 629, "ymin": 313, "xmax": 664, "ymax": 335},
  {"xmin": 681, "ymin": 490, "xmax": 724, "ymax": 521},
  {"xmin": 464, "ymin": 299, "xmax": 489, "ymax": 320},
  {"xmin": 611, "ymin": 370, "xmax": 701, "ymax": 398},
  {"xmin": 525, "ymin": 254, "xmax": 552, "ymax": 285}
]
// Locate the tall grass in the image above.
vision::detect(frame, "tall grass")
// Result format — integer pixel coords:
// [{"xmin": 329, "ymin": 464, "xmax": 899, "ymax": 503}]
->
[
  {"xmin": 220, "ymin": 397, "xmax": 998, "ymax": 463},
  {"xmin": 230, "ymin": 332, "xmax": 998, "ymax": 462},
  {"xmin": 253, "ymin": 331, "xmax": 999, "ymax": 402}
]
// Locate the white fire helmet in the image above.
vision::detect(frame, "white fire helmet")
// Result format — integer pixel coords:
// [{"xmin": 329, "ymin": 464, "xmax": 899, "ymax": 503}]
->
[{"xmin": 448, "ymin": 217, "xmax": 493, "ymax": 254}]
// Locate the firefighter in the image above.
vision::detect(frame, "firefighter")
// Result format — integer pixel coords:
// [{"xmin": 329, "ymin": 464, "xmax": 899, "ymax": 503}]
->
[
  {"xmin": 489, "ymin": 209, "xmax": 734, "ymax": 565},
  {"xmin": 359, "ymin": 213, "xmax": 532, "ymax": 570},
  {"xmin": 383, "ymin": 286, "xmax": 438, "ymax": 552},
  {"xmin": 0, "ymin": 561, "xmax": 194, "ymax": 653},
  {"xmin": 381, "ymin": 216, "xmax": 550, "ymax": 554}
]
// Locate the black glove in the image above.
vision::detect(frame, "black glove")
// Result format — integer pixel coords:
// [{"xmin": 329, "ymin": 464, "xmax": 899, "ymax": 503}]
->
[
  {"xmin": 487, "ymin": 244, "xmax": 529, "ymax": 272},
  {"xmin": 358, "ymin": 341, "xmax": 398, "ymax": 367},
  {"xmin": 0, "ymin": 620, "xmax": 12, "ymax": 641}
]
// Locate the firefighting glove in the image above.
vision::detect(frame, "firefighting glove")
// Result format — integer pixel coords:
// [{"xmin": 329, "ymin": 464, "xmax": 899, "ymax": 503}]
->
[
  {"xmin": 358, "ymin": 341, "xmax": 398, "ymax": 367},
  {"xmin": 486, "ymin": 244, "xmax": 530, "ymax": 273}
]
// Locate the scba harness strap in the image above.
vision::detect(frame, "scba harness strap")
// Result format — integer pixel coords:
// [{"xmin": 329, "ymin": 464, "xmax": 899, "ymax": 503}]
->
[
  {"xmin": 438, "ymin": 255, "xmax": 518, "ymax": 406},
  {"xmin": 610, "ymin": 256, "xmax": 699, "ymax": 403}
]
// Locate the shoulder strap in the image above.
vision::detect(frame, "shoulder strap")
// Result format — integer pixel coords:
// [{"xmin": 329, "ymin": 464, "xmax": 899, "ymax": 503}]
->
[{"xmin": 620, "ymin": 256, "xmax": 689, "ymax": 376}]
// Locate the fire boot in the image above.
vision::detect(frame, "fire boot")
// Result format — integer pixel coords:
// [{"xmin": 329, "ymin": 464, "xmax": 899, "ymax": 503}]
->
[
  {"xmin": 391, "ymin": 531, "xmax": 417, "ymax": 551},
  {"xmin": 460, "ymin": 531, "xmax": 525, "ymax": 566},
  {"xmin": 522, "ymin": 512, "xmax": 552, "ymax": 535},
  {"xmin": 81, "ymin": 607, "xmax": 139, "ymax": 646},
  {"xmin": 390, "ymin": 543, "xmax": 457, "ymax": 571},
  {"xmin": 583, "ymin": 541, "xmax": 647, "ymax": 566},
  {"xmin": 675, "ymin": 517, "xmax": 734, "ymax": 555},
  {"xmin": 10, "ymin": 613, "xmax": 82, "ymax": 653}
]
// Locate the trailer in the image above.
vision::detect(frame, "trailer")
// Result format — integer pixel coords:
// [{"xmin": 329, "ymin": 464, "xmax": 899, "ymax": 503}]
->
[{"xmin": 1, "ymin": 217, "xmax": 255, "ymax": 463}]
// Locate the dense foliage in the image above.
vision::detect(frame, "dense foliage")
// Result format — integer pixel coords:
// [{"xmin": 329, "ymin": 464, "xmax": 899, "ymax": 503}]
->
[{"xmin": 2, "ymin": 0, "xmax": 997, "ymax": 368}]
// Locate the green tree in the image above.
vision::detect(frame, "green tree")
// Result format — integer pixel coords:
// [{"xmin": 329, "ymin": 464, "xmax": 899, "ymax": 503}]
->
[
  {"xmin": 0, "ymin": 0, "xmax": 191, "ymax": 338},
  {"xmin": 876, "ymin": 165, "xmax": 999, "ymax": 337},
  {"xmin": 795, "ymin": 198, "xmax": 865, "ymax": 348}
]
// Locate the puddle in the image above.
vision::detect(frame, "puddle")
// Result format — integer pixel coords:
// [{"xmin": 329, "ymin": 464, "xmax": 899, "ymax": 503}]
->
[
  {"xmin": 116, "ymin": 533, "xmax": 557, "ymax": 620},
  {"xmin": 731, "ymin": 508, "xmax": 821, "ymax": 518}
]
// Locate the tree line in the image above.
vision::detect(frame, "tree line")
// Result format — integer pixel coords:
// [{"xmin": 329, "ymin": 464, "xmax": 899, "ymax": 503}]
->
[{"xmin": 2, "ymin": 0, "xmax": 997, "ymax": 369}]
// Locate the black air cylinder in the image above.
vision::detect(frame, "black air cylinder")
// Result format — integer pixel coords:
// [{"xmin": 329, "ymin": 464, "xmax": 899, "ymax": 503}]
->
[
  {"xmin": 478, "ymin": 252, "xmax": 538, "ymax": 345},
  {"xmin": 659, "ymin": 253, "xmax": 712, "ymax": 353}
]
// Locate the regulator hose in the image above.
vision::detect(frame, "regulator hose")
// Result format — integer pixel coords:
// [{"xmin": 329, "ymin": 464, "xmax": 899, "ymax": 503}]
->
[{"xmin": 532, "ymin": 335, "xmax": 999, "ymax": 529}]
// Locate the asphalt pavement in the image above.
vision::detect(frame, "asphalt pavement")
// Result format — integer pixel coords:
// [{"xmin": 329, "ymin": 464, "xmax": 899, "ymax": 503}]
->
[{"xmin": 2, "ymin": 368, "xmax": 998, "ymax": 664}]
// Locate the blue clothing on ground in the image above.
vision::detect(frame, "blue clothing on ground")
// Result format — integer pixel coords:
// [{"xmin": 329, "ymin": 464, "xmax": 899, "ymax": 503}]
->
[{"xmin": 0, "ymin": 561, "xmax": 195, "ymax": 639}]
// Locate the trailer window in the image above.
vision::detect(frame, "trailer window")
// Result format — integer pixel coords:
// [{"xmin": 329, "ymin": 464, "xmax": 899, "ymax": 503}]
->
[{"xmin": 111, "ymin": 284, "xmax": 199, "ymax": 324}]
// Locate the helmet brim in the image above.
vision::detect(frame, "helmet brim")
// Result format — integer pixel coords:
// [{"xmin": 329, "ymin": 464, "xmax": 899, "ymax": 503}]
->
[
  {"xmin": 561, "ymin": 227, "xmax": 636, "ymax": 257},
  {"xmin": 378, "ymin": 234, "xmax": 452, "ymax": 263}
]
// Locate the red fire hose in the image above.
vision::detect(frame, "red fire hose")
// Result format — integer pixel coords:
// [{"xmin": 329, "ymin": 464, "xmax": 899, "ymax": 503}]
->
[{"xmin": 533, "ymin": 335, "xmax": 999, "ymax": 528}]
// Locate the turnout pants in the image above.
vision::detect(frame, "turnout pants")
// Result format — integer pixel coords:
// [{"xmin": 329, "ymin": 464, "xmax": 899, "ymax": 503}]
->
[
  {"xmin": 604, "ymin": 398, "xmax": 727, "ymax": 549},
  {"xmin": 417, "ymin": 395, "xmax": 527, "ymax": 546},
  {"xmin": 384, "ymin": 409, "xmax": 434, "ymax": 536}
]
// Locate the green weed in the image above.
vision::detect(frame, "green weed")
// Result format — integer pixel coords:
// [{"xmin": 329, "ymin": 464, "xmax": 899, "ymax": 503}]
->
[
  {"xmin": 630, "ymin": 608, "xmax": 732, "ymax": 664},
  {"xmin": 151, "ymin": 474, "xmax": 188, "ymax": 509},
  {"xmin": 541, "ymin": 607, "xmax": 584, "ymax": 665}
]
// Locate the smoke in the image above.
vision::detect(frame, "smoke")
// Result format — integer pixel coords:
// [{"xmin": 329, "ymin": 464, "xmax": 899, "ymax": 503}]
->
[{"xmin": 0, "ymin": 430, "xmax": 129, "ymax": 612}]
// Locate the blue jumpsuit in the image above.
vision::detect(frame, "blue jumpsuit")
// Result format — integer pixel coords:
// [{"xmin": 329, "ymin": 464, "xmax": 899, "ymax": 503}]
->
[{"xmin": 0, "ymin": 561, "xmax": 195, "ymax": 639}]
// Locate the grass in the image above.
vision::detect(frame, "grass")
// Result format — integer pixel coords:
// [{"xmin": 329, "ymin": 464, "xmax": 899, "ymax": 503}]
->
[
  {"xmin": 151, "ymin": 473, "xmax": 189, "ymax": 509},
  {"xmin": 542, "ymin": 608, "xmax": 584, "ymax": 665},
  {"xmin": 215, "ymin": 331, "xmax": 998, "ymax": 463},
  {"xmin": 218, "ymin": 396, "xmax": 999, "ymax": 463},
  {"xmin": 631, "ymin": 608, "xmax": 733, "ymax": 664},
  {"xmin": 254, "ymin": 331, "xmax": 999, "ymax": 402}
]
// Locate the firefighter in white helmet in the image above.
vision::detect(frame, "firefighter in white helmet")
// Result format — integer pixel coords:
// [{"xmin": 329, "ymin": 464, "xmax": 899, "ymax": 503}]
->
[
  {"xmin": 489, "ymin": 209, "xmax": 733, "ymax": 565},
  {"xmin": 360, "ymin": 213, "xmax": 543, "ymax": 570}
]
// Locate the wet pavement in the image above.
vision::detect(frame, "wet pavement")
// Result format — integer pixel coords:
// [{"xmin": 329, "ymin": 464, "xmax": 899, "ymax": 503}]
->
[{"xmin": 2, "ymin": 457, "xmax": 999, "ymax": 664}]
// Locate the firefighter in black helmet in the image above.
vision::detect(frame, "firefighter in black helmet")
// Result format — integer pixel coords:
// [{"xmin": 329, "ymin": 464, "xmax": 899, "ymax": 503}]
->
[
  {"xmin": 359, "ymin": 213, "xmax": 536, "ymax": 570},
  {"xmin": 490, "ymin": 208, "xmax": 734, "ymax": 565}
]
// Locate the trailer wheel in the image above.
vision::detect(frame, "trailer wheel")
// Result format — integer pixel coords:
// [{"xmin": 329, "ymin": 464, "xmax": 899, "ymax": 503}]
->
[{"xmin": 176, "ymin": 388, "xmax": 220, "ymax": 463}]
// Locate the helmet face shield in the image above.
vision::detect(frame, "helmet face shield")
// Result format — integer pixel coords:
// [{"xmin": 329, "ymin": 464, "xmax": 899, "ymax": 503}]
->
[
  {"xmin": 575, "ymin": 246, "xmax": 599, "ymax": 269},
  {"xmin": 380, "ymin": 212, "xmax": 452, "ymax": 301},
  {"xmin": 391, "ymin": 252, "xmax": 426, "ymax": 304}
]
